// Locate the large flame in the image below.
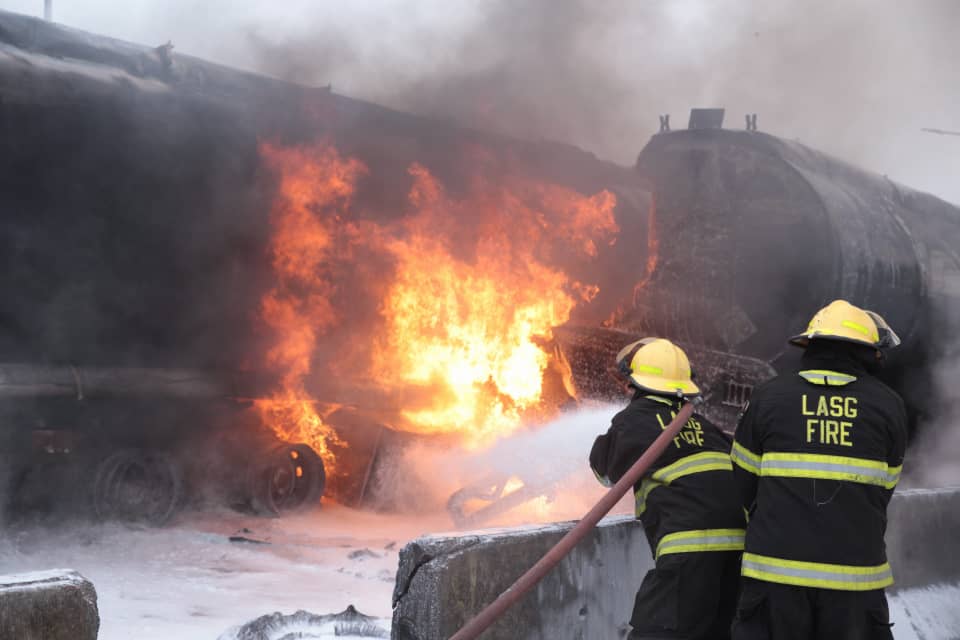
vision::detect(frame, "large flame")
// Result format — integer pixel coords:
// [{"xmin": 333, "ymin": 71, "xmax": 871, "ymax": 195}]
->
[
  {"xmin": 255, "ymin": 141, "xmax": 618, "ymax": 464},
  {"xmin": 375, "ymin": 164, "xmax": 617, "ymax": 443},
  {"xmin": 254, "ymin": 143, "xmax": 367, "ymax": 472}
]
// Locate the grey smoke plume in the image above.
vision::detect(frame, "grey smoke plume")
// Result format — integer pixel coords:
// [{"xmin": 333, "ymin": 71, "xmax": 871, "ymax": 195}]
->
[
  {"xmin": 12, "ymin": 0, "xmax": 958, "ymax": 202},
  {"xmin": 907, "ymin": 354, "xmax": 960, "ymax": 487}
]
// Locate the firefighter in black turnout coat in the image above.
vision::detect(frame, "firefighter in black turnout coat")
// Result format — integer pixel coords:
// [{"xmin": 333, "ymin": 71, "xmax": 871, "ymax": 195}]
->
[
  {"xmin": 731, "ymin": 300, "xmax": 907, "ymax": 640},
  {"xmin": 590, "ymin": 338, "xmax": 746, "ymax": 640}
]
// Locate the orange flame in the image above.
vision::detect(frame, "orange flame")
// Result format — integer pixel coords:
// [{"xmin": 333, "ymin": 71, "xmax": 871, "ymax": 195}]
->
[
  {"xmin": 255, "ymin": 143, "xmax": 368, "ymax": 472},
  {"xmin": 256, "ymin": 142, "xmax": 618, "ymax": 464},
  {"xmin": 373, "ymin": 164, "xmax": 617, "ymax": 444}
]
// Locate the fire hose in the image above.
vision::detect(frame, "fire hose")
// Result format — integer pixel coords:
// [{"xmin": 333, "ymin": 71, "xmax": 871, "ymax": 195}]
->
[{"xmin": 449, "ymin": 402, "xmax": 694, "ymax": 640}]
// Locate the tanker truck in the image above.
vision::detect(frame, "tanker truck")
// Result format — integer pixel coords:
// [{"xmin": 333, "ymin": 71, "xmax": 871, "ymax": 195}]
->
[
  {"xmin": 0, "ymin": 10, "xmax": 336, "ymax": 524},
  {"xmin": 2, "ymin": 10, "xmax": 957, "ymax": 526},
  {"xmin": 0, "ymin": 9, "xmax": 649, "ymax": 521},
  {"xmin": 564, "ymin": 109, "xmax": 960, "ymax": 434}
]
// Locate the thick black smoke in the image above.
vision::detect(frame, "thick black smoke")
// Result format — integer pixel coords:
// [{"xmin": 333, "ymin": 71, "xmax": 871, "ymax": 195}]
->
[
  {"xmin": 152, "ymin": 0, "xmax": 960, "ymax": 202},
  {"xmin": 20, "ymin": 1, "xmax": 959, "ymax": 200}
]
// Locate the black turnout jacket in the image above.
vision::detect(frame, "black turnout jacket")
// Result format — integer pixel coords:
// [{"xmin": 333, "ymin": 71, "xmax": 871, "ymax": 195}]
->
[
  {"xmin": 731, "ymin": 348, "xmax": 908, "ymax": 591},
  {"xmin": 590, "ymin": 392, "xmax": 745, "ymax": 561}
]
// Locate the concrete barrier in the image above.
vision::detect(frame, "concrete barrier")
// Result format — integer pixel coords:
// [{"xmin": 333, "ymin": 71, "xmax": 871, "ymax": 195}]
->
[
  {"xmin": 392, "ymin": 516, "xmax": 652, "ymax": 640},
  {"xmin": 885, "ymin": 487, "xmax": 960, "ymax": 590},
  {"xmin": 0, "ymin": 569, "xmax": 99, "ymax": 640},
  {"xmin": 391, "ymin": 488, "xmax": 960, "ymax": 640}
]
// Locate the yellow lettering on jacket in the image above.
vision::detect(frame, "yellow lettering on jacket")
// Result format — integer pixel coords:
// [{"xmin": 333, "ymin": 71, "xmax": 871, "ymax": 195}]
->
[
  {"xmin": 802, "ymin": 395, "xmax": 856, "ymax": 446},
  {"xmin": 801, "ymin": 394, "xmax": 858, "ymax": 418},
  {"xmin": 656, "ymin": 412, "xmax": 704, "ymax": 448}
]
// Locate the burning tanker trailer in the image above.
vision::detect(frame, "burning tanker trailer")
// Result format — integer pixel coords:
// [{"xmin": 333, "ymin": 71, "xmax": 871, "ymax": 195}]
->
[
  {"xmin": 0, "ymin": 11, "xmax": 339, "ymax": 523},
  {"xmin": 0, "ymin": 9, "xmax": 650, "ymax": 522},
  {"xmin": 3, "ymin": 10, "xmax": 958, "ymax": 528}
]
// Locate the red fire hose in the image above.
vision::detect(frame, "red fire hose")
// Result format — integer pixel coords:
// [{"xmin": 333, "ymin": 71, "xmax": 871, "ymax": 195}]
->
[{"xmin": 448, "ymin": 402, "xmax": 694, "ymax": 640}]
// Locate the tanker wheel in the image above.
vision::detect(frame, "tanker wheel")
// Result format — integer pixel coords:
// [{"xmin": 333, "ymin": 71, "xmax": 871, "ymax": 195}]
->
[
  {"xmin": 92, "ymin": 450, "xmax": 182, "ymax": 526},
  {"xmin": 249, "ymin": 443, "xmax": 325, "ymax": 516}
]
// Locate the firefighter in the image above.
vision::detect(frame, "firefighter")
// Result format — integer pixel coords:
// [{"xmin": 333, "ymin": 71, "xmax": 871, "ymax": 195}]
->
[
  {"xmin": 590, "ymin": 338, "xmax": 746, "ymax": 640},
  {"xmin": 730, "ymin": 300, "xmax": 907, "ymax": 640}
]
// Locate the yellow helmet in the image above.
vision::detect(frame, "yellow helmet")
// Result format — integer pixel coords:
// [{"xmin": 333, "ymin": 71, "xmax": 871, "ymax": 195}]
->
[
  {"xmin": 789, "ymin": 299, "xmax": 901, "ymax": 349},
  {"xmin": 616, "ymin": 338, "xmax": 700, "ymax": 397}
]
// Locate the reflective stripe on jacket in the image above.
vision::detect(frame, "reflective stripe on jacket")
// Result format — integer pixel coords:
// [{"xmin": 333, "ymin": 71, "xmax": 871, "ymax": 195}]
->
[
  {"xmin": 636, "ymin": 451, "xmax": 733, "ymax": 516},
  {"xmin": 741, "ymin": 552, "xmax": 893, "ymax": 590},
  {"xmin": 656, "ymin": 528, "xmax": 746, "ymax": 559}
]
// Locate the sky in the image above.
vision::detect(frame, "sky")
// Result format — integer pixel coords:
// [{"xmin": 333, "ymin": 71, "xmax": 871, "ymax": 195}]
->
[{"xmin": 2, "ymin": 0, "xmax": 958, "ymax": 203}]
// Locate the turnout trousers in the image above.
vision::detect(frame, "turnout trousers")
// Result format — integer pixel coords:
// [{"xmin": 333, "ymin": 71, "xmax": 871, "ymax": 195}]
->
[
  {"xmin": 731, "ymin": 577, "xmax": 894, "ymax": 640},
  {"xmin": 628, "ymin": 551, "xmax": 741, "ymax": 640}
]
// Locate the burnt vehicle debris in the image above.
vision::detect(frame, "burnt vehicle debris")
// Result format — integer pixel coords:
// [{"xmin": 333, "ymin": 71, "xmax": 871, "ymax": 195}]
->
[{"xmin": 0, "ymin": 365, "xmax": 325, "ymax": 524}]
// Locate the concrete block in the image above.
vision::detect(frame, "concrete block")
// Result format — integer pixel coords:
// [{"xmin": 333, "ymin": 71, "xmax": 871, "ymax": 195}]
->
[
  {"xmin": 391, "ymin": 488, "xmax": 960, "ymax": 640},
  {"xmin": 886, "ymin": 487, "xmax": 960, "ymax": 590},
  {"xmin": 0, "ymin": 569, "xmax": 99, "ymax": 640},
  {"xmin": 392, "ymin": 516, "xmax": 652, "ymax": 640}
]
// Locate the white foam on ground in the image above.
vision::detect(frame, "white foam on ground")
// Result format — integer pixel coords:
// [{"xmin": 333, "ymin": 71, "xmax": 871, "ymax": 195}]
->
[
  {"xmin": 0, "ymin": 505, "xmax": 446, "ymax": 640},
  {"xmin": 889, "ymin": 583, "xmax": 960, "ymax": 640},
  {"xmin": 217, "ymin": 611, "xmax": 390, "ymax": 640}
]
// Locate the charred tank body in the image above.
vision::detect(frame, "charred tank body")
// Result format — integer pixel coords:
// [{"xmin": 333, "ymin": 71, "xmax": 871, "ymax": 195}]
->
[
  {"xmin": 0, "ymin": 12, "xmax": 336, "ymax": 523},
  {"xmin": 559, "ymin": 121, "xmax": 960, "ymax": 439},
  {"xmin": 607, "ymin": 123, "xmax": 960, "ymax": 434}
]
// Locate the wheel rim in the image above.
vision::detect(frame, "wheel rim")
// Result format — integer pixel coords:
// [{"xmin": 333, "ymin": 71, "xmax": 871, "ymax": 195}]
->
[
  {"xmin": 93, "ymin": 451, "xmax": 181, "ymax": 525},
  {"xmin": 250, "ymin": 443, "xmax": 325, "ymax": 515}
]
